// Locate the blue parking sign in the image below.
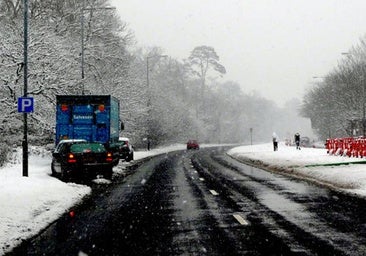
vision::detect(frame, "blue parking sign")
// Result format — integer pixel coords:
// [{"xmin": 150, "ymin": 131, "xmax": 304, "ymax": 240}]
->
[{"xmin": 18, "ymin": 97, "xmax": 34, "ymax": 113}]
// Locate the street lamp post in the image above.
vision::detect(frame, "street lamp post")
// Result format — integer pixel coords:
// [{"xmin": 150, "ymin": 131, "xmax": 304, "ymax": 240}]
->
[
  {"xmin": 81, "ymin": 3, "xmax": 115, "ymax": 94},
  {"xmin": 146, "ymin": 54, "xmax": 168, "ymax": 150}
]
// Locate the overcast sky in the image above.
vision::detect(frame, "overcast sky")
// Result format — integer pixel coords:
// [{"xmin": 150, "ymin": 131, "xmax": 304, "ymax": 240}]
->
[{"xmin": 110, "ymin": 0, "xmax": 366, "ymax": 107}]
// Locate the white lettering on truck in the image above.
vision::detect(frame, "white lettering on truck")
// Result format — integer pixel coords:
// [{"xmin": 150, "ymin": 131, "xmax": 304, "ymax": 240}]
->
[{"xmin": 73, "ymin": 115, "xmax": 93, "ymax": 120}]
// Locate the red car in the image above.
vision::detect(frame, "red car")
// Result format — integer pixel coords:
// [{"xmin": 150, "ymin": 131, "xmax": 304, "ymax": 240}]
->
[{"xmin": 187, "ymin": 140, "xmax": 199, "ymax": 150}]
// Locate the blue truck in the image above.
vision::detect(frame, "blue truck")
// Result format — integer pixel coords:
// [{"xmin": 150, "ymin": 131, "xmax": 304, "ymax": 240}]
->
[{"xmin": 55, "ymin": 95, "xmax": 122, "ymax": 165}]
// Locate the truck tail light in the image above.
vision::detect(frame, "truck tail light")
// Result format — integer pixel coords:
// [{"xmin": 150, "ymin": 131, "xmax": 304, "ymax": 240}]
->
[
  {"xmin": 98, "ymin": 104, "xmax": 105, "ymax": 112},
  {"xmin": 106, "ymin": 152, "xmax": 113, "ymax": 162},
  {"xmin": 61, "ymin": 104, "xmax": 68, "ymax": 112},
  {"xmin": 67, "ymin": 153, "xmax": 77, "ymax": 163}
]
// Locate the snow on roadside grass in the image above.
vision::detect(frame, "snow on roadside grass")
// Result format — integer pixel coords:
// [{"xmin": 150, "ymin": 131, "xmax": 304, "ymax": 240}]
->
[
  {"xmin": 227, "ymin": 142, "xmax": 366, "ymax": 196},
  {"xmin": 0, "ymin": 148, "xmax": 91, "ymax": 255}
]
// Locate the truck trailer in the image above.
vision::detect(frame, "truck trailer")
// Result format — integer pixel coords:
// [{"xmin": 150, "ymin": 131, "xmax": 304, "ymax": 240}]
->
[{"xmin": 55, "ymin": 95, "xmax": 122, "ymax": 165}]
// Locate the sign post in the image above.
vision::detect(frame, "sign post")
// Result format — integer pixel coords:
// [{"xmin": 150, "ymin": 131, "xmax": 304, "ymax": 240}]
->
[
  {"xmin": 22, "ymin": 0, "xmax": 29, "ymax": 177},
  {"xmin": 250, "ymin": 127, "xmax": 253, "ymax": 145},
  {"xmin": 17, "ymin": 96, "xmax": 33, "ymax": 178}
]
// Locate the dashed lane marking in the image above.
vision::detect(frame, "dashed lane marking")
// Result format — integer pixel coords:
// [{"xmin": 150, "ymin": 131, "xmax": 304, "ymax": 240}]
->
[
  {"xmin": 209, "ymin": 190, "xmax": 219, "ymax": 196},
  {"xmin": 233, "ymin": 214, "xmax": 249, "ymax": 226},
  {"xmin": 199, "ymin": 178, "xmax": 205, "ymax": 181}
]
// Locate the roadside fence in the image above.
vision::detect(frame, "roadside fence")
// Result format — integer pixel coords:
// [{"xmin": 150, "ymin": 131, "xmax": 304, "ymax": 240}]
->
[{"xmin": 326, "ymin": 137, "xmax": 366, "ymax": 157}]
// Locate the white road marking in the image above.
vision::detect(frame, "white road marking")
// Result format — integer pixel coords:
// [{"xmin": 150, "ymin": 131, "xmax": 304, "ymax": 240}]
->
[
  {"xmin": 209, "ymin": 190, "xmax": 219, "ymax": 196},
  {"xmin": 233, "ymin": 214, "xmax": 249, "ymax": 225},
  {"xmin": 199, "ymin": 178, "xmax": 205, "ymax": 181}
]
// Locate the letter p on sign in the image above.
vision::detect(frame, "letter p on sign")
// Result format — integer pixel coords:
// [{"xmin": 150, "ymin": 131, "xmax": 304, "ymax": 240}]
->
[{"xmin": 18, "ymin": 97, "xmax": 34, "ymax": 113}]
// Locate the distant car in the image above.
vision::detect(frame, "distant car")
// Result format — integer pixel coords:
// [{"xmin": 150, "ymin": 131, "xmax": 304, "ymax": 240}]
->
[
  {"xmin": 51, "ymin": 140, "xmax": 114, "ymax": 181},
  {"xmin": 187, "ymin": 140, "xmax": 199, "ymax": 150},
  {"xmin": 311, "ymin": 141, "xmax": 326, "ymax": 149},
  {"xmin": 116, "ymin": 137, "xmax": 134, "ymax": 162},
  {"xmin": 300, "ymin": 136, "xmax": 311, "ymax": 147}
]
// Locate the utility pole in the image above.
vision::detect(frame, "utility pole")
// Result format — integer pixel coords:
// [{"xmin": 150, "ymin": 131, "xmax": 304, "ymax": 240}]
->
[
  {"xmin": 146, "ymin": 54, "xmax": 168, "ymax": 150},
  {"xmin": 81, "ymin": 0, "xmax": 85, "ymax": 94}
]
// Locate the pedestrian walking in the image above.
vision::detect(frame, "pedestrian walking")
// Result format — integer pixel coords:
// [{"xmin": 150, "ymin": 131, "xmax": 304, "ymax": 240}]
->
[
  {"xmin": 272, "ymin": 132, "xmax": 279, "ymax": 151},
  {"xmin": 294, "ymin": 132, "xmax": 301, "ymax": 150}
]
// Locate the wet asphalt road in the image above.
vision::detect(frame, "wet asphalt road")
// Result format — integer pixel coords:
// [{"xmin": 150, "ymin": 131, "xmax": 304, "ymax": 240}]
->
[{"xmin": 7, "ymin": 146, "xmax": 366, "ymax": 255}]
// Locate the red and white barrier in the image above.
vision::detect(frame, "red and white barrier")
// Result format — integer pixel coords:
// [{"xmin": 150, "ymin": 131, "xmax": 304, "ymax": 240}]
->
[{"xmin": 326, "ymin": 136, "xmax": 366, "ymax": 158}]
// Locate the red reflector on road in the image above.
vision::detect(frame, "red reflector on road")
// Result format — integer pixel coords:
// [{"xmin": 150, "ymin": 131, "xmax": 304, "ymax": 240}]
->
[{"xmin": 69, "ymin": 210, "xmax": 75, "ymax": 218}]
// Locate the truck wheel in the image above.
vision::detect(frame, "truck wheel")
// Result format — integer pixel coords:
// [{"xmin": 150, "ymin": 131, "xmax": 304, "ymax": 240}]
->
[
  {"xmin": 104, "ymin": 167, "xmax": 113, "ymax": 180},
  {"xmin": 113, "ymin": 158, "xmax": 119, "ymax": 166},
  {"xmin": 126, "ymin": 153, "xmax": 133, "ymax": 162}
]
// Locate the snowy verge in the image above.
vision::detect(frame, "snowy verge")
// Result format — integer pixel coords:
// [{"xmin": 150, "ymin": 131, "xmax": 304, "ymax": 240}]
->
[
  {"xmin": 227, "ymin": 142, "xmax": 366, "ymax": 197},
  {"xmin": 0, "ymin": 147, "xmax": 91, "ymax": 255}
]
